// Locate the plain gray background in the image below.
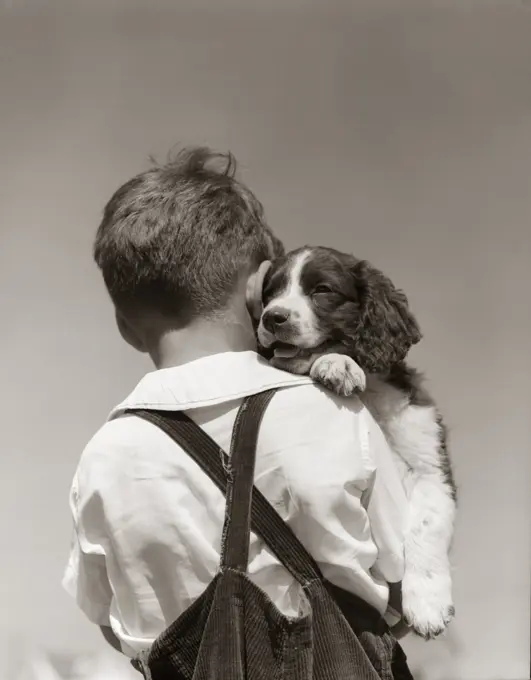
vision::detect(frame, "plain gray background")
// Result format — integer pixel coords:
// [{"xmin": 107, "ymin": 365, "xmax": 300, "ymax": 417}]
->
[{"xmin": 1, "ymin": 1, "xmax": 530, "ymax": 678}]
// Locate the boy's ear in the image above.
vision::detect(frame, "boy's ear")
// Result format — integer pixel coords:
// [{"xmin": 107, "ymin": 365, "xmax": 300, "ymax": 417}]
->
[
  {"xmin": 246, "ymin": 260, "xmax": 272, "ymax": 320},
  {"xmin": 115, "ymin": 310, "xmax": 149, "ymax": 353}
]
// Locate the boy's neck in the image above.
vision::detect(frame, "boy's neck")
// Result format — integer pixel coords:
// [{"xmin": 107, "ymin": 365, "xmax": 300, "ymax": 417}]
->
[{"xmin": 151, "ymin": 310, "xmax": 257, "ymax": 370}]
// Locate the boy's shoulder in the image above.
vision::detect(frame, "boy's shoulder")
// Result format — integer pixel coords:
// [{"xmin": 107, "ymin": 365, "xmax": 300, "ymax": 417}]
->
[
  {"xmin": 77, "ymin": 412, "xmax": 161, "ymax": 475},
  {"xmin": 85, "ymin": 379, "xmax": 369, "ymax": 455},
  {"xmin": 269, "ymin": 380, "xmax": 368, "ymax": 422},
  {"xmin": 86, "ymin": 411, "xmax": 149, "ymax": 448},
  {"xmin": 74, "ymin": 356, "xmax": 375, "ymax": 491},
  {"xmin": 74, "ymin": 411, "xmax": 201, "ymax": 504}
]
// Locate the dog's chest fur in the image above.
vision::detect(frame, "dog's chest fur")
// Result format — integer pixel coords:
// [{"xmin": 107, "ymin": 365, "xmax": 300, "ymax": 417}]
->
[{"xmin": 362, "ymin": 375, "xmax": 443, "ymax": 496}]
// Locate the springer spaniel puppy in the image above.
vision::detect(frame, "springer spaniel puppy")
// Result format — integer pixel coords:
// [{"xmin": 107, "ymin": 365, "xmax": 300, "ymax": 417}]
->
[{"xmin": 246, "ymin": 246, "xmax": 457, "ymax": 640}]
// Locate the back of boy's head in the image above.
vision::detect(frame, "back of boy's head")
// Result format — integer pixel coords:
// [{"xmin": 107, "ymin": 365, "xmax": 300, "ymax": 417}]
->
[{"xmin": 94, "ymin": 146, "xmax": 284, "ymax": 327}]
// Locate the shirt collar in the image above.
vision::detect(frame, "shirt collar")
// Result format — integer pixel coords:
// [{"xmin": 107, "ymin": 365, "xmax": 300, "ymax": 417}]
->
[{"xmin": 109, "ymin": 351, "xmax": 313, "ymax": 418}]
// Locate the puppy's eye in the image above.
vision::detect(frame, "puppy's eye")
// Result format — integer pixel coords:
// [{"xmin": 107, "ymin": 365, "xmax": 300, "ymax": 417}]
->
[{"xmin": 312, "ymin": 284, "xmax": 333, "ymax": 295}]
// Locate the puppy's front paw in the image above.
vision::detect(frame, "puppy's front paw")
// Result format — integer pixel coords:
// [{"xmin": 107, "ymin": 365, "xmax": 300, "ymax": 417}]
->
[
  {"xmin": 309, "ymin": 354, "xmax": 366, "ymax": 396},
  {"xmin": 401, "ymin": 568, "xmax": 454, "ymax": 640}
]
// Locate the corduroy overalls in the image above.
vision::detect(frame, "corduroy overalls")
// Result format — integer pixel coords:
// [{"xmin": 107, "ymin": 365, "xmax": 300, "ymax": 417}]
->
[{"xmin": 127, "ymin": 389, "xmax": 414, "ymax": 680}]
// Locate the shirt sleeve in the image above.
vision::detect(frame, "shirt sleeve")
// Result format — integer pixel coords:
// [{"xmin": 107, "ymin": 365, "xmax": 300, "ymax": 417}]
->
[
  {"xmin": 361, "ymin": 413, "xmax": 408, "ymax": 584},
  {"xmin": 62, "ymin": 476, "xmax": 113, "ymax": 626}
]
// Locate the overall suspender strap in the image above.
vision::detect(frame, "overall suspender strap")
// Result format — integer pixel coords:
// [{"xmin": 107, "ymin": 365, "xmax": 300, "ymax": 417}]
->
[{"xmin": 219, "ymin": 389, "xmax": 276, "ymax": 572}]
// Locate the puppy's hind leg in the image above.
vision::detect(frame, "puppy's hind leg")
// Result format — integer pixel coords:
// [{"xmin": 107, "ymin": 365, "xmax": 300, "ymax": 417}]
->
[{"xmin": 401, "ymin": 470, "xmax": 456, "ymax": 639}]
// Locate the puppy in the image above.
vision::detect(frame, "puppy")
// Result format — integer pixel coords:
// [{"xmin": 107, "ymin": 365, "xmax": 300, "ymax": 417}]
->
[{"xmin": 247, "ymin": 246, "xmax": 457, "ymax": 640}]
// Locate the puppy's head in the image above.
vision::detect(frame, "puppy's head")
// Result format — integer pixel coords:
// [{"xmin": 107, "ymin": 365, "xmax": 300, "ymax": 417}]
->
[{"xmin": 246, "ymin": 246, "xmax": 422, "ymax": 373}]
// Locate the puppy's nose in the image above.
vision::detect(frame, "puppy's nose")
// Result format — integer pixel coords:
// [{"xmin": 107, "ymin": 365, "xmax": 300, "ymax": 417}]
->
[{"xmin": 262, "ymin": 307, "xmax": 290, "ymax": 333}]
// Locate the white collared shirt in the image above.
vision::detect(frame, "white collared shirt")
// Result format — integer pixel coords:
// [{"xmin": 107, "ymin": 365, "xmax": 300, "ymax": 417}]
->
[{"xmin": 63, "ymin": 351, "xmax": 407, "ymax": 657}]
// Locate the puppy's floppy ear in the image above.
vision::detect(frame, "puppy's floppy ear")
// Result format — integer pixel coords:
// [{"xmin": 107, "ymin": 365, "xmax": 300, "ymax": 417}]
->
[
  {"xmin": 350, "ymin": 260, "xmax": 422, "ymax": 373},
  {"xmin": 246, "ymin": 260, "xmax": 272, "ymax": 321}
]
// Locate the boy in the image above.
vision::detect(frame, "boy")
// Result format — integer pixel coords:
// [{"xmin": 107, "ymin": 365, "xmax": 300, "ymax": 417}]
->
[{"xmin": 63, "ymin": 147, "xmax": 409, "ymax": 661}]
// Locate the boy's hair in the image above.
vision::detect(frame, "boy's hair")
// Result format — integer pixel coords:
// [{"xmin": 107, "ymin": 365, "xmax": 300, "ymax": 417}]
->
[{"xmin": 93, "ymin": 146, "xmax": 284, "ymax": 326}]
